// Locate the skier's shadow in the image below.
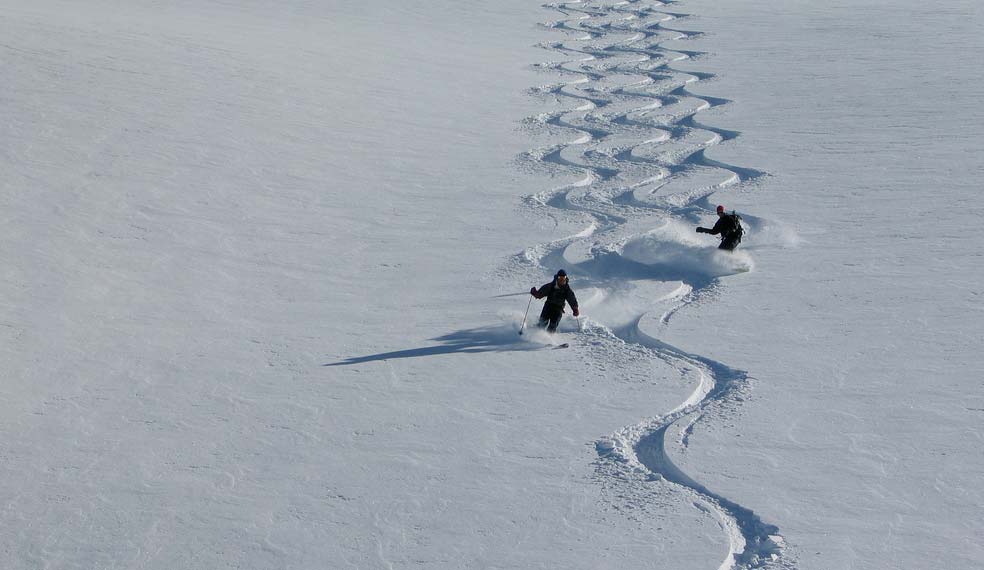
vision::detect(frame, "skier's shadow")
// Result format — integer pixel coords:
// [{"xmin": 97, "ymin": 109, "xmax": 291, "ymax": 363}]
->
[{"xmin": 323, "ymin": 325, "xmax": 542, "ymax": 366}]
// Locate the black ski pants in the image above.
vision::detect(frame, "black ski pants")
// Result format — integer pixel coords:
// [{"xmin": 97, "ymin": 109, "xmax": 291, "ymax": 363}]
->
[
  {"xmin": 719, "ymin": 234, "xmax": 741, "ymax": 251},
  {"xmin": 538, "ymin": 304, "xmax": 564, "ymax": 332}
]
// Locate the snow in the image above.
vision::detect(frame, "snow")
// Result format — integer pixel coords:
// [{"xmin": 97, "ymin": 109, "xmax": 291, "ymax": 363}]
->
[{"xmin": 1, "ymin": 0, "xmax": 982, "ymax": 569}]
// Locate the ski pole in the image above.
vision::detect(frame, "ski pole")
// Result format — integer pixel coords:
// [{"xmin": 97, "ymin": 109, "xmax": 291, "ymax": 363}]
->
[
  {"xmin": 519, "ymin": 295, "xmax": 534, "ymax": 335},
  {"xmin": 492, "ymin": 291, "xmax": 533, "ymax": 299},
  {"xmin": 575, "ymin": 315, "xmax": 583, "ymax": 332}
]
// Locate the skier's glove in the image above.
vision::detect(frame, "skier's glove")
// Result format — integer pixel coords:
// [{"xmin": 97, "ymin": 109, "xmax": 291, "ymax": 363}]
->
[
  {"xmin": 696, "ymin": 227, "xmax": 707, "ymax": 233},
  {"xmin": 530, "ymin": 287, "xmax": 538, "ymax": 296},
  {"xmin": 572, "ymin": 307, "xmax": 580, "ymax": 317}
]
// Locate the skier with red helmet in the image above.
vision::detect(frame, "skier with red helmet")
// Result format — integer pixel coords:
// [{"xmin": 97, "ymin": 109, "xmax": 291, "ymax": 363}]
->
[{"xmin": 697, "ymin": 205, "xmax": 744, "ymax": 251}]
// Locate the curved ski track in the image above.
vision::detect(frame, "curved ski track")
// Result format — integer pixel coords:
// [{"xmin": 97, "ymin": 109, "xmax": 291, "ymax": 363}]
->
[{"xmin": 513, "ymin": 2, "xmax": 790, "ymax": 569}]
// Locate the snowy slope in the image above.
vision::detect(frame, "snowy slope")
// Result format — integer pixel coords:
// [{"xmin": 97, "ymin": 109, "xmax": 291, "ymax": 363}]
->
[
  {"xmin": 0, "ymin": 1, "xmax": 720, "ymax": 568},
  {"xmin": 653, "ymin": 1, "xmax": 984, "ymax": 569},
  {"xmin": 1, "ymin": 0, "xmax": 981, "ymax": 569}
]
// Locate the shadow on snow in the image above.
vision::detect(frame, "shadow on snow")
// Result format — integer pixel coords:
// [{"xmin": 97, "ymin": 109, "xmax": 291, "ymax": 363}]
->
[{"xmin": 324, "ymin": 324, "xmax": 550, "ymax": 366}]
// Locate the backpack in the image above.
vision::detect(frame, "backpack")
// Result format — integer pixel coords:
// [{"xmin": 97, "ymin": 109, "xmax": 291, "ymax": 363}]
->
[{"xmin": 728, "ymin": 212, "xmax": 744, "ymax": 240}]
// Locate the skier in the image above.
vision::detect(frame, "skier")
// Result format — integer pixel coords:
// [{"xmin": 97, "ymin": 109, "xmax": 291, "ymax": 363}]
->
[
  {"xmin": 530, "ymin": 269, "xmax": 579, "ymax": 333},
  {"xmin": 697, "ymin": 205, "xmax": 744, "ymax": 251}
]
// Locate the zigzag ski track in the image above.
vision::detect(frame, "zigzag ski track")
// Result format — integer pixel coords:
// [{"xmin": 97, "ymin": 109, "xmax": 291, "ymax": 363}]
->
[{"xmin": 509, "ymin": 1, "xmax": 793, "ymax": 569}]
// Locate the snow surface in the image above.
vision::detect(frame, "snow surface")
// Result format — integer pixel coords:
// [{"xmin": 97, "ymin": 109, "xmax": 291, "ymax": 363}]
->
[{"xmin": 1, "ymin": 0, "xmax": 982, "ymax": 569}]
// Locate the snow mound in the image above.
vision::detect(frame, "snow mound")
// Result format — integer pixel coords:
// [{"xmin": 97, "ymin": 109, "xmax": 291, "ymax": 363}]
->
[{"xmin": 620, "ymin": 220, "xmax": 753, "ymax": 280}]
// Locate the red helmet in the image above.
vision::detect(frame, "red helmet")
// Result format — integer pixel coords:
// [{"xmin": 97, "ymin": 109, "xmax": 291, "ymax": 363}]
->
[{"xmin": 716, "ymin": 205, "xmax": 726, "ymax": 214}]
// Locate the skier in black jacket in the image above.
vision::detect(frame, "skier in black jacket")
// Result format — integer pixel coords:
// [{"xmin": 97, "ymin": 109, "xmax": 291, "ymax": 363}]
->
[
  {"xmin": 697, "ymin": 205, "xmax": 744, "ymax": 251},
  {"xmin": 530, "ymin": 269, "xmax": 579, "ymax": 332}
]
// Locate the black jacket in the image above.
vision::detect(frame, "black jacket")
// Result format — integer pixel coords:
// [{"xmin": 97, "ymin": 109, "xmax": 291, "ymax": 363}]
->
[
  {"xmin": 704, "ymin": 214, "xmax": 743, "ymax": 239},
  {"xmin": 534, "ymin": 280, "xmax": 578, "ymax": 311}
]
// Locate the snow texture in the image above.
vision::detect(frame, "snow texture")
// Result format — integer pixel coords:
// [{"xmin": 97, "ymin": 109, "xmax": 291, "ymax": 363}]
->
[{"xmin": 1, "ymin": 0, "xmax": 981, "ymax": 569}]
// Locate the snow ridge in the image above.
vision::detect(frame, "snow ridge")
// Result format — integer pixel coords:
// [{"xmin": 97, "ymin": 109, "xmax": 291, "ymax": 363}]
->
[{"xmin": 517, "ymin": 2, "xmax": 789, "ymax": 568}]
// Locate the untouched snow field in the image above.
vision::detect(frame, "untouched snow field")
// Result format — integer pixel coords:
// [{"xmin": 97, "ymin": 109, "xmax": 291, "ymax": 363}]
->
[{"xmin": 1, "ymin": 1, "xmax": 981, "ymax": 569}]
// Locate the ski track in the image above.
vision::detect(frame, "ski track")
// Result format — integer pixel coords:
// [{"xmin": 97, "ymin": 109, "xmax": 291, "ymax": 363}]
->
[{"xmin": 512, "ymin": 1, "xmax": 790, "ymax": 569}]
